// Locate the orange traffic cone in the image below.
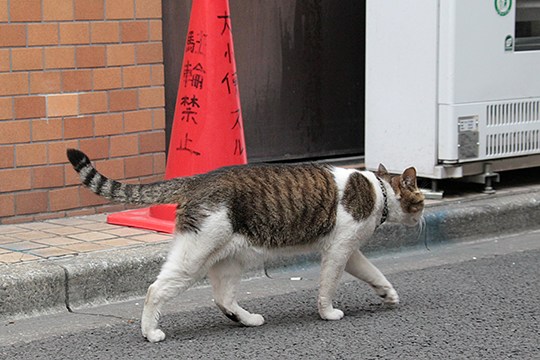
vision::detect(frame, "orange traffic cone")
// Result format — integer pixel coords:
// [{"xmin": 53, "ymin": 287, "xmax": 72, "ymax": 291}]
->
[{"xmin": 107, "ymin": 0, "xmax": 247, "ymax": 233}]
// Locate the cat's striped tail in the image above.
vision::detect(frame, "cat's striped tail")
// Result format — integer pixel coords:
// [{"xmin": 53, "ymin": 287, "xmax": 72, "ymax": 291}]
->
[{"xmin": 66, "ymin": 149, "xmax": 182, "ymax": 205}]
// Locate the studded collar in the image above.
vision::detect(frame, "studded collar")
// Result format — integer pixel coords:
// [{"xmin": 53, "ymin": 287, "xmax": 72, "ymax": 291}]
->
[{"xmin": 376, "ymin": 176, "xmax": 389, "ymax": 227}]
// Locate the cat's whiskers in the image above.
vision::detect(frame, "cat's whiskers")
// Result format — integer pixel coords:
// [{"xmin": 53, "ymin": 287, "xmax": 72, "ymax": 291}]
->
[{"xmin": 415, "ymin": 216, "xmax": 429, "ymax": 251}]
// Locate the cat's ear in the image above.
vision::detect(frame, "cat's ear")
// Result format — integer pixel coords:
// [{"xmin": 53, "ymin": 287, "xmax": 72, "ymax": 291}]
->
[
  {"xmin": 376, "ymin": 163, "xmax": 389, "ymax": 177},
  {"xmin": 401, "ymin": 167, "xmax": 417, "ymax": 189}
]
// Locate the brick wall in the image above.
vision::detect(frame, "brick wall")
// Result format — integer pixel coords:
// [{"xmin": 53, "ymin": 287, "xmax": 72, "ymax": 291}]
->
[{"xmin": 0, "ymin": 0, "xmax": 166, "ymax": 224}]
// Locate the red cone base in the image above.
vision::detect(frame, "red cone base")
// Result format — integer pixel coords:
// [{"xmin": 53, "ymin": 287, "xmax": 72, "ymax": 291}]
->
[{"xmin": 107, "ymin": 204, "xmax": 176, "ymax": 233}]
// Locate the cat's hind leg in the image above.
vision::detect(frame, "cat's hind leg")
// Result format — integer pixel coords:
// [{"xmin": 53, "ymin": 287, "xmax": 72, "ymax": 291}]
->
[
  {"xmin": 141, "ymin": 232, "xmax": 204, "ymax": 342},
  {"xmin": 345, "ymin": 249, "xmax": 399, "ymax": 305},
  {"xmin": 208, "ymin": 255, "xmax": 265, "ymax": 327},
  {"xmin": 141, "ymin": 209, "xmax": 234, "ymax": 342}
]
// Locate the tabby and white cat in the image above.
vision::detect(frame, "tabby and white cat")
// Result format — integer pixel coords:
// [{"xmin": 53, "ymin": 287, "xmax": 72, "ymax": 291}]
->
[{"xmin": 67, "ymin": 149, "xmax": 424, "ymax": 343}]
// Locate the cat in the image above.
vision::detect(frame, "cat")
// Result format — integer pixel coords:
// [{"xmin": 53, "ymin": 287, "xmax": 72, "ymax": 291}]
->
[{"xmin": 66, "ymin": 149, "xmax": 425, "ymax": 343}]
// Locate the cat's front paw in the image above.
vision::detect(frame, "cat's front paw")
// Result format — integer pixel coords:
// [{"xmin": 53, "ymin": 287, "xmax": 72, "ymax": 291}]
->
[
  {"xmin": 374, "ymin": 285, "xmax": 399, "ymax": 306},
  {"xmin": 383, "ymin": 288, "xmax": 399, "ymax": 306},
  {"xmin": 144, "ymin": 329, "xmax": 166, "ymax": 343},
  {"xmin": 241, "ymin": 313, "xmax": 265, "ymax": 327},
  {"xmin": 319, "ymin": 308, "xmax": 345, "ymax": 321}
]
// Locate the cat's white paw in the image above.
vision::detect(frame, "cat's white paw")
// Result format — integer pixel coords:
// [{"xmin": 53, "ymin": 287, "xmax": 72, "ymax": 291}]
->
[
  {"xmin": 384, "ymin": 288, "xmax": 399, "ymax": 306},
  {"xmin": 241, "ymin": 313, "xmax": 265, "ymax": 327},
  {"xmin": 375, "ymin": 286, "xmax": 399, "ymax": 306},
  {"xmin": 320, "ymin": 308, "xmax": 345, "ymax": 321},
  {"xmin": 145, "ymin": 329, "xmax": 166, "ymax": 343}
]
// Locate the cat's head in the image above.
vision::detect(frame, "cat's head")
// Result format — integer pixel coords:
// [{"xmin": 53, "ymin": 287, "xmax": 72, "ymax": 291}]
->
[{"xmin": 376, "ymin": 164, "xmax": 425, "ymax": 227}]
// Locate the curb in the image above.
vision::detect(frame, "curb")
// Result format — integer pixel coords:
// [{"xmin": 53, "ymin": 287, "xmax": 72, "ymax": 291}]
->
[{"xmin": 2, "ymin": 187, "xmax": 540, "ymax": 320}]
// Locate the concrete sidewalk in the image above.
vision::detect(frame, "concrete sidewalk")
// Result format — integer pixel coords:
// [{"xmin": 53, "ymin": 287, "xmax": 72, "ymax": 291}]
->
[{"xmin": 1, "ymin": 174, "xmax": 540, "ymax": 320}]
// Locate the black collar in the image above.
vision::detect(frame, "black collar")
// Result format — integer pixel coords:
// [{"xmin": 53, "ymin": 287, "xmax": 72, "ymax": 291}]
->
[{"xmin": 376, "ymin": 176, "xmax": 388, "ymax": 227}]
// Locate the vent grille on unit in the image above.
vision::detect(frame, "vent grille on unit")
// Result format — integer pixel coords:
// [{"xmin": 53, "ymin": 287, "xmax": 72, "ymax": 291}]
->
[
  {"xmin": 486, "ymin": 100, "xmax": 540, "ymax": 126},
  {"xmin": 486, "ymin": 130, "xmax": 540, "ymax": 156},
  {"xmin": 485, "ymin": 101, "xmax": 540, "ymax": 157}
]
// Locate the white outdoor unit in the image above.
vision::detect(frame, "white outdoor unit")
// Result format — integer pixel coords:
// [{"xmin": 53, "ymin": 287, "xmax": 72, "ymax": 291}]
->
[{"xmin": 366, "ymin": 0, "xmax": 540, "ymax": 189}]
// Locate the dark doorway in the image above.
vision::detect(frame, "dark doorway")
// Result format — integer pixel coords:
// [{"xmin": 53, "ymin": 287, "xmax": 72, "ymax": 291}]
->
[{"xmin": 162, "ymin": 0, "xmax": 365, "ymax": 163}]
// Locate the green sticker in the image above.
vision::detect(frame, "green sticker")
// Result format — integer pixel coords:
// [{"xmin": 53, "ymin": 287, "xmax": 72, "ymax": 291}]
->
[{"xmin": 495, "ymin": 0, "xmax": 512, "ymax": 16}]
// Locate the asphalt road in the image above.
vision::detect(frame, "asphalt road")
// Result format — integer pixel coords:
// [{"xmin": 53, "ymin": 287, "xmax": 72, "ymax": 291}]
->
[{"xmin": 1, "ymin": 231, "xmax": 539, "ymax": 359}]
